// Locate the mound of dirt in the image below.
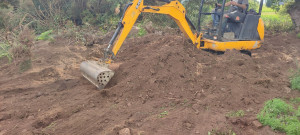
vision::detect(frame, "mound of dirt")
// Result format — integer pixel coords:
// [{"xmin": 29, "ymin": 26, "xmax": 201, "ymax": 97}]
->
[{"xmin": 0, "ymin": 31, "xmax": 300, "ymax": 135}]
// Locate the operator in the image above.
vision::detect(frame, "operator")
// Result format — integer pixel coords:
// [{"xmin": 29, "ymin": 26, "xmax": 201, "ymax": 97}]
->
[{"xmin": 212, "ymin": 0, "xmax": 248, "ymax": 35}]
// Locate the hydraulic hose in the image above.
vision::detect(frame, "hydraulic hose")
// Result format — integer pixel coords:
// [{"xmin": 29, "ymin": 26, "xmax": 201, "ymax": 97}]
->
[{"xmin": 107, "ymin": 3, "xmax": 133, "ymax": 50}]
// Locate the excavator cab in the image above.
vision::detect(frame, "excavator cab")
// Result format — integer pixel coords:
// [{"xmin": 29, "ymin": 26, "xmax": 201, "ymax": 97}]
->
[{"xmin": 199, "ymin": 0, "xmax": 265, "ymax": 41}]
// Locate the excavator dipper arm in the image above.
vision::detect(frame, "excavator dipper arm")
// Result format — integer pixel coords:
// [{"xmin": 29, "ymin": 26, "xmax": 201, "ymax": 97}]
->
[{"xmin": 80, "ymin": 0, "xmax": 198, "ymax": 89}]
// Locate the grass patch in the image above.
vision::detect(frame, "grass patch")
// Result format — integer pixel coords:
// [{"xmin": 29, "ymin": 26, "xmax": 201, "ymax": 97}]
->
[
  {"xmin": 158, "ymin": 111, "xmax": 168, "ymax": 118},
  {"xmin": 290, "ymin": 97, "xmax": 300, "ymax": 104},
  {"xmin": 0, "ymin": 43, "xmax": 12, "ymax": 62},
  {"xmin": 297, "ymin": 107, "xmax": 300, "ymax": 117},
  {"xmin": 257, "ymin": 98, "xmax": 300, "ymax": 135},
  {"xmin": 208, "ymin": 129, "xmax": 236, "ymax": 135},
  {"xmin": 261, "ymin": 6, "xmax": 294, "ymax": 32},
  {"xmin": 297, "ymin": 33, "xmax": 300, "ymax": 39},
  {"xmin": 137, "ymin": 23, "xmax": 147, "ymax": 37},
  {"xmin": 36, "ymin": 30, "xmax": 54, "ymax": 41},
  {"xmin": 291, "ymin": 76, "xmax": 300, "ymax": 91},
  {"xmin": 226, "ymin": 110, "xmax": 245, "ymax": 117},
  {"xmin": 290, "ymin": 68, "xmax": 300, "ymax": 91},
  {"xmin": 138, "ymin": 28, "xmax": 147, "ymax": 37}
]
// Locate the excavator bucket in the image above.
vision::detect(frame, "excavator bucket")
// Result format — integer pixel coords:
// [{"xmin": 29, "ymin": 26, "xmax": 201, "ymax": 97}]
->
[{"xmin": 80, "ymin": 61, "xmax": 114, "ymax": 89}]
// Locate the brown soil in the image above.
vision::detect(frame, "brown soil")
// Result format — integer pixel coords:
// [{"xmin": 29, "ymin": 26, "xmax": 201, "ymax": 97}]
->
[{"xmin": 0, "ymin": 31, "xmax": 300, "ymax": 135}]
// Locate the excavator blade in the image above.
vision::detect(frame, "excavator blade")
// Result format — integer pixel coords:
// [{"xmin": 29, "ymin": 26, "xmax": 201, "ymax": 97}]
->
[{"xmin": 80, "ymin": 61, "xmax": 114, "ymax": 89}]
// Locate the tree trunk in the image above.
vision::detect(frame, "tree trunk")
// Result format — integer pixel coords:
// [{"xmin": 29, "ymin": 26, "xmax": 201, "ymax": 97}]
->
[{"xmin": 288, "ymin": 0, "xmax": 300, "ymax": 32}]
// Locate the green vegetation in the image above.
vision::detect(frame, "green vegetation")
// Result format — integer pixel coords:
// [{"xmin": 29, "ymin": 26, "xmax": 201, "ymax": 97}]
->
[
  {"xmin": 290, "ymin": 67, "xmax": 300, "ymax": 91},
  {"xmin": 261, "ymin": 6, "xmax": 294, "ymax": 32},
  {"xmin": 265, "ymin": 0, "xmax": 294, "ymax": 12},
  {"xmin": 257, "ymin": 98, "xmax": 300, "ymax": 135},
  {"xmin": 297, "ymin": 107, "xmax": 300, "ymax": 117},
  {"xmin": 158, "ymin": 111, "xmax": 168, "ymax": 118},
  {"xmin": 36, "ymin": 30, "xmax": 54, "ymax": 41},
  {"xmin": 291, "ymin": 75, "xmax": 300, "ymax": 90},
  {"xmin": 43, "ymin": 121, "xmax": 56, "ymax": 132},
  {"xmin": 226, "ymin": 110, "xmax": 245, "ymax": 117},
  {"xmin": 137, "ymin": 23, "xmax": 147, "ymax": 37},
  {"xmin": 138, "ymin": 28, "xmax": 147, "ymax": 37},
  {"xmin": 297, "ymin": 33, "xmax": 300, "ymax": 39},
  {"xmin": 0, "ymin": 0, "xmax": 298, "ymax": 67},
  {"xmin": 0, "ymin": 43, "xmax": 12, "ymax": 62},
  {"xmin": 208, "ymin": 129, "xmax": 236, "ymax": 135},
  {"xmin": 290, "ymin": 97, "xmax": 300, "ymax": 104}
]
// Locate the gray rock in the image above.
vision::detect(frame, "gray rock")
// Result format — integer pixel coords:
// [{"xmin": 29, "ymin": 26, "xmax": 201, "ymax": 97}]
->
[
  {"xmin": 119, "ymin": 128, "xmax": 131, "ymax": 135},
  {"xmin": 252, "ymin": 120, "xmax": 263, "ymax": 128}
]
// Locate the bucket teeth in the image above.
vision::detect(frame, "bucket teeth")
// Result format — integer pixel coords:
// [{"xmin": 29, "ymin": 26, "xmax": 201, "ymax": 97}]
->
[{"xmin": 80, "ymin": 61, "xmax": 114, "ymax": 89}]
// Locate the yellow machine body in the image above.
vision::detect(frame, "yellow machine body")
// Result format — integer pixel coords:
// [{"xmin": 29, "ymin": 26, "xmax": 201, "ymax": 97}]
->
[{"xmin": 110, "ymin": 0, "xmax": 264, "ymax": 58}]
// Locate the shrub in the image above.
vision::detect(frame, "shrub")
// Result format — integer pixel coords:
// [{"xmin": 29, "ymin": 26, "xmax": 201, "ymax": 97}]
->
[
  {"xmin": 11, "ymin": 44, "xmax": 31, "ymax": 59},
  {"xmin": 291, "ymin": 76, "xmax": 300, "ymax": 90},
  {"xmin": 0, "ymin": 43, "xmax": 12, "ymax": 62},
  {"xmin": 290, "ymin": 97, "xmax": 300, "ymax": 104},
  {"xmin": 261, "ymin": 6, "xmax": 294, "ymax": 32},
  {"xmin": 290, "ymin": 67, "xmax": 300, "ymax": 91},
  {"xmin": 19, "ymin": 26, "xmax": 35, "ymax": 48},
  {"xmin": 183, "ymin": 0, "xmax": 211, "ymax": 30},
  {"xmin": 137, "ymin": 23, "xmax": 147, "ymax": 37},
  {"xmin": 257, "ymin": 99, "xmax": 300, "ymax": 135},
  {"xmin": 261, "ymin": 14, "xmax": 294, "ymax": 32},
  {"xmin": 0, "ymin": 7, "xmax": 12, "ymax": 29},
  {"xmin": 138, "ymin": 28, "xmax": 147, "ymax": 37},
  {"xmin": 35, "ymin": 30, "xmax": 54, "ymax": 41},
  {"xmin": 226, "ymin": 110, "xmax": 245, "ymax": 117}
]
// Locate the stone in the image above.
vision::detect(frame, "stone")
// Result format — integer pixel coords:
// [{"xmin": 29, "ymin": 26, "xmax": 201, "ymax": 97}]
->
[
  {"xmin": 226, "ymin": 74, "xmax": 234, "ymax": 79},
  {"xmin": 246, "ymin": 107, "xmax": 254, "ymax": 112},
  {"xmin": 252, "ymin": 120, "xmax": 263, "ymax": 128},
  {"xmin": 159, "ymin": 62, "xmax": 165, "ymax": 68},
  {"xmin": 27, "ymin": 115, "xmax": 34, "ymax": 120},
  {"xmin": 150, "ymin": 69, "xmax": 155, "ymax": 74},
  {"xmin": 220, "ymin": 88, "xmax": 226, "ymax": 92},
  {"xmin": 184, "ymin": 122, "xmax": 192, "ymax": 129},
  {"xmin": 285, "ymin": 87, "xmax": 291, "ymax": 93},
  {"xmin": 119, "ymin": 128, "xmax": 131, "ymax": 135}
]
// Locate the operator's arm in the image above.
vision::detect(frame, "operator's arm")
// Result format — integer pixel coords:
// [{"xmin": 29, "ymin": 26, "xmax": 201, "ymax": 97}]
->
[
  {"xmin": 230, "ymin": 1, "xmax": 247, "ymax": 10},
  {"xmin": 217, "ymin": 1, "xmax": 247, "ymax": 10},
  {"xmin": 217, "ymin": 2, "xmax": 232, "ymax": 7}
]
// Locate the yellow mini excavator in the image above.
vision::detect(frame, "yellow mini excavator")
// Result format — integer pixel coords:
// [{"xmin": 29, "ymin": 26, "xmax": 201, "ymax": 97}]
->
[{"xmin": 80, "ymin": 0, "xmax": 265, "ymax": 89}]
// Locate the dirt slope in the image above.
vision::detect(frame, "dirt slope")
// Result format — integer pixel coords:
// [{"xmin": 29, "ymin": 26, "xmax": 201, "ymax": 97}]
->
[{"xmin": 0, "ymin": 32, "xmax": 300, "ymax": 135}]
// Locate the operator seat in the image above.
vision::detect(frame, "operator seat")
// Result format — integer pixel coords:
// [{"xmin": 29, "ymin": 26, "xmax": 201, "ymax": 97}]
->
[
  {"xmin": 225, "ymin": 4, "xmax": 249, "ymax": 39},
  {"xmin": 238, "ymin": 10, "xmax": 261, "ymax": 40},
  {"xmin": 225, "ymin": 5, "xmax": 262, "ymax": 40}
]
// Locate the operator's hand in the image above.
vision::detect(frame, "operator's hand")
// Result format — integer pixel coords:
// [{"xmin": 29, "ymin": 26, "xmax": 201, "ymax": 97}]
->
[{"xmin": 230, "ymin": 1, "xmax": 238, "ymax": 6}]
